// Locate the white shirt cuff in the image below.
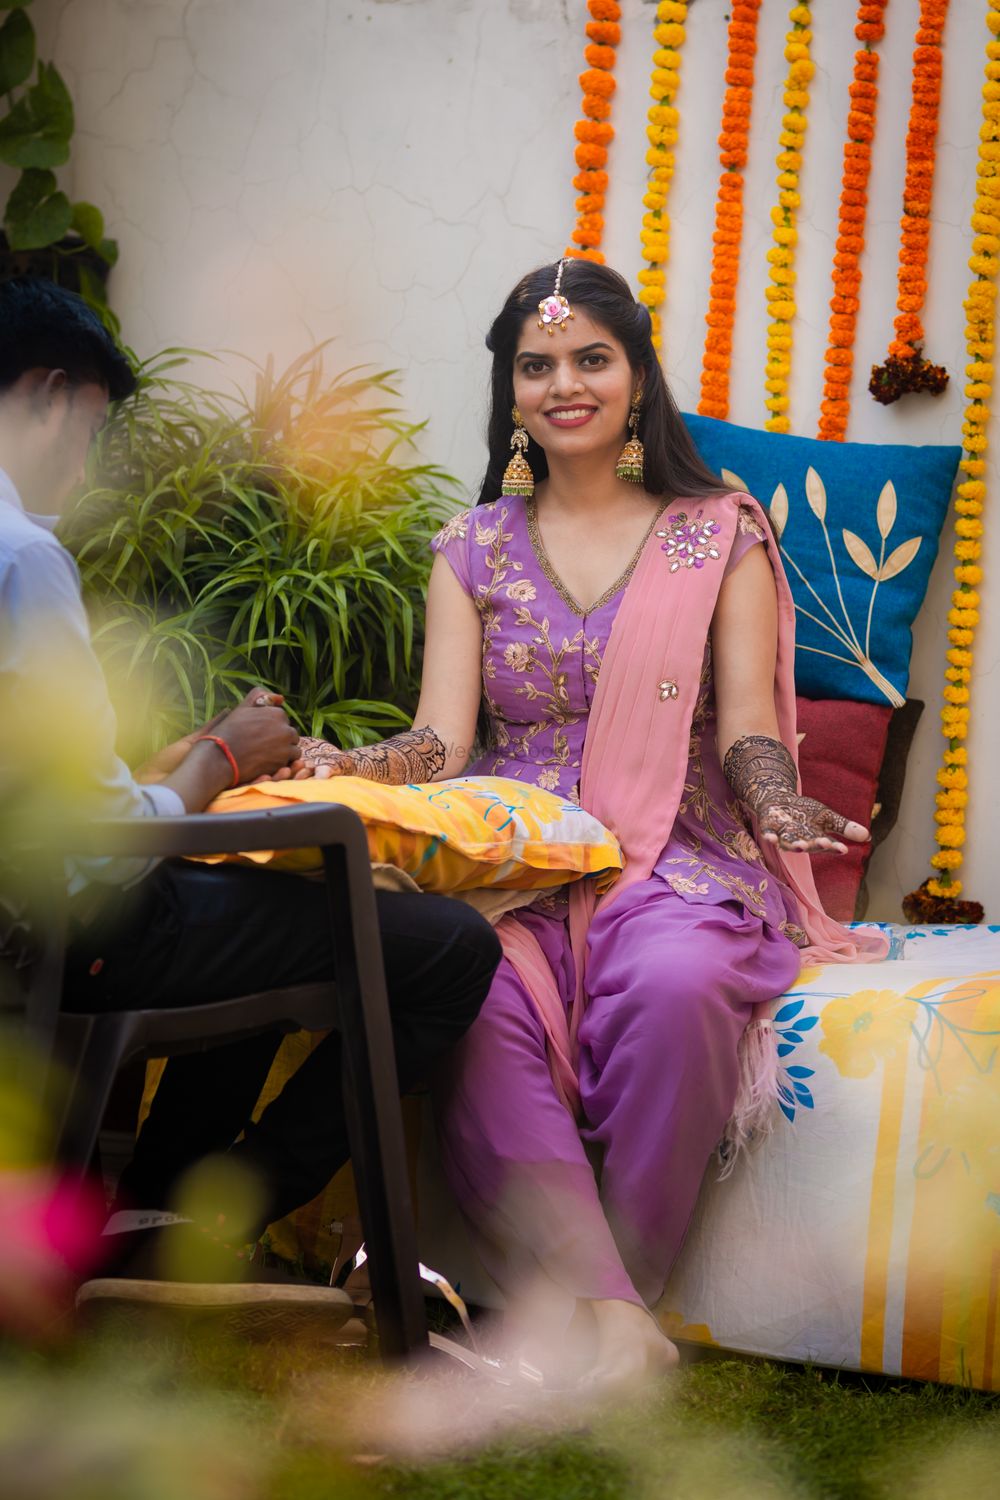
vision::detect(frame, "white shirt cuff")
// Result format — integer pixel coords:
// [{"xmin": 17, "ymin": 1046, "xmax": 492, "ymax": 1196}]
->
[{"xmin": 140, "ymin": 784, "xmax": 186, "ymax": 818}]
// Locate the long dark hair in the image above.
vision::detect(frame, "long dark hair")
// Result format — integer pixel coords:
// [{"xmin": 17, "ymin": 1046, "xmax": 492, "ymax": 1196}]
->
[{"xmin": 476, "ymin": 260, "xmax": 723, "ymax": 506}]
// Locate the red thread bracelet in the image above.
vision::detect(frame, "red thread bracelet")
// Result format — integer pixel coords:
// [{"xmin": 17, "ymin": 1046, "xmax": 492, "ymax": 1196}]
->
[{"xmin": 196, "ymin": 734, "xmax": 239, "ymax": 788}]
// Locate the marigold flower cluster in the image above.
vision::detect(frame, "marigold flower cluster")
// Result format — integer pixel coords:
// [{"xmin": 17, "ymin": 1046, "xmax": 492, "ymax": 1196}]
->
[
  {"xmin": 697, "ymin": 0, "xmax": 762, "ymax": 420},
  {"xmin": 636, "ymin": 2, "xmax": 689, "ymax": 349},
  {"xmin": 817, "ymin": 2, "xmax": 889, "ymax": 442},
  {"xmin": 919, "ymin": 0, "xmax": 1000, "ymax": 909},
  {"xmin": 566, "ymin": 0, "xmax": 622, "ymax": 264},
  {"xmin": 763, "ymin": 4, "xmax": 814, "ymax": 433},
  {"xmin": 869, "ymin": 0, "xmax": 952, "ymax": 405}
]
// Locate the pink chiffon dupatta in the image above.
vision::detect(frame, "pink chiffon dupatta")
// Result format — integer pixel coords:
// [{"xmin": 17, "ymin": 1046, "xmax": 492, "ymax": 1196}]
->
[{"xmin": 497, "ymin": 491, "xmax": 887, "ymax": 1141}]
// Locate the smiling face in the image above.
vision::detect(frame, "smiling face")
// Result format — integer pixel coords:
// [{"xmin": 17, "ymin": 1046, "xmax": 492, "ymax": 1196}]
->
[{"xmin": 512, "ymin": 308, "xmax": 637, "ymax": 470}]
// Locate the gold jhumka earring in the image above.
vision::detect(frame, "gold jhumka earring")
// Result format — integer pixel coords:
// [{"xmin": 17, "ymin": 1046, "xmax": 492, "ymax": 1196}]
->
[
  {"xmin": 502, "ymin": 405, "xmax": 534, "ymax": 497},
  {"xmin": 616, "ymin": 389, "xmax": 645, "ymax": 484}
]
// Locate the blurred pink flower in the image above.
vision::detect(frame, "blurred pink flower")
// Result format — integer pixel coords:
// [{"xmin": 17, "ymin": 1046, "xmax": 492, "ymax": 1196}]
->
[{"xmin": 0, "ymin": 1171, "xmax": 105, "ymax": 1336}]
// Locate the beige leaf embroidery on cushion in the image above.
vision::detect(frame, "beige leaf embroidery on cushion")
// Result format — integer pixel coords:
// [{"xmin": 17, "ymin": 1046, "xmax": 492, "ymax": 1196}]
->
[
  {"xmin": 842, "ymin": 528, "xmax": 879, "ymax": 580},
  {"xmin": 805, "ymin": 466, "xmax": 827, "ymax": 523},
  {"xmin": 876, "ymin": 480, "xmax": 897, "ymax": 540},
  {"xmin": 879, "ymin": 535, "xmax": 922, "ymax": 581}
]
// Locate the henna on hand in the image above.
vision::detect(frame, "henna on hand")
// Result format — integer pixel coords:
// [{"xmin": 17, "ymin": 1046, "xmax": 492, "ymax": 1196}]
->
[
  {"xmin": 723, "ymin": 733, "xmax": 856, "ymax": 852},
  {"xmin": 295, "ymin": 736, "xmax": 352, "ymax": 774},
  {"xmin": 297, "ymin": 726, "xmax": 447, "ymax": 785}
]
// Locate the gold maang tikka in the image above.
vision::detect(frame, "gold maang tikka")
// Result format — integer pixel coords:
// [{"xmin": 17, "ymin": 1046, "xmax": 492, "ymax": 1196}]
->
[{"xmin": 536, "ymin": 258, "xmax": 575, "ymax": 336}]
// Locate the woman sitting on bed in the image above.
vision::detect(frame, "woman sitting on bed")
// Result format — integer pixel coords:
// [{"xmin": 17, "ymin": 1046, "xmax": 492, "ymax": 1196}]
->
[{"xmin": 292, "ymin": 259, "xmax": 886, "ymax": 1387}]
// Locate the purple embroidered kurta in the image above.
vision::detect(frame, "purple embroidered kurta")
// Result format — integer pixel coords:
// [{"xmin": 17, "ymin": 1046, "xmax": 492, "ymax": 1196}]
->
[
  {"xmin": 430, "ymin": 496, "xmax": 804, "ymax": 1316},
  {"xmin": 432, "ymin": 496, "xmax": 803, "ymax": 939}
]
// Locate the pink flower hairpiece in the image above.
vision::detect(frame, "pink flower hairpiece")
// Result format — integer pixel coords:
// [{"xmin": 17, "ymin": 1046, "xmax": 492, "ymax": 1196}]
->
[{"xmin": 537, "ymin": 259, "xmax": 575, "ymax": 335}]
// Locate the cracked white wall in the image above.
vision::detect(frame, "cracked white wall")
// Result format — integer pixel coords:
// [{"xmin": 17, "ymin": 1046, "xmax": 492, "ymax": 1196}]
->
[{"xmin": 34, "ymin": 0, "xmax": 1000, "ymax": 919}]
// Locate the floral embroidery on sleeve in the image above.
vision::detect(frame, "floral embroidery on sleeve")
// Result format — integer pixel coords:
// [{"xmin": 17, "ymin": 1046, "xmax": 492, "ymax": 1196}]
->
[
  {"xmin": 737, "ymin": 505, "xmax": 766, "ymax": 540},
  {"xmin": 433, "ymin": 509, "xmax": 471, "ymax": 548}
]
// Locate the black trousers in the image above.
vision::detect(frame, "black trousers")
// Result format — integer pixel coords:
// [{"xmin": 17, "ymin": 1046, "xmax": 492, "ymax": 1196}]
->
[{"xmin": 64, "ymin": 862, "xmax": 501, "ymax": 1225}]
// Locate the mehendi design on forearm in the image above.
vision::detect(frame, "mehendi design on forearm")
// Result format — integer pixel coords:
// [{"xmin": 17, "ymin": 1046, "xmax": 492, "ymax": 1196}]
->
[
  {"xmin": 723, "ymin": 733, "xmax": 849, "ymax": 848},
  {"xmin": 298, "ymin": 726, "xmax": 447, "ymax": 784}
]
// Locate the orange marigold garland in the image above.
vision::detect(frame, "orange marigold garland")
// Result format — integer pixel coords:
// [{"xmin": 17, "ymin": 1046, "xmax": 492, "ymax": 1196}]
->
[
  {"xmin": 817, "ymin": 2, "xmax": 889, "ymax": 442},
  {"xmin": 698, "ymin": 0, "xmax": 762, "ymax": 419},
  {"xmin": 870, "ymin": 0, "xmax": 952, "ymax": 405},
  {"xmin": 763, "ymin": 3, "xmax": 815, "ymax": 433},
  {"xmin": 566, "ymin": 0, "xmax": 623, "ymax": 265},
  {"xmin": 637, "ymin": 2, "xmax": 689, "ymax": 351},
  {"xmin": 904, "ymin": 0, "xmax": 999, "ymax": 927}
]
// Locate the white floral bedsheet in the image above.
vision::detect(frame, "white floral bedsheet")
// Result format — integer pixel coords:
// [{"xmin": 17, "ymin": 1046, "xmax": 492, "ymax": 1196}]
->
[{"xmin": 657, "ymin": 923, "xmax": 1000, "ymax": 1389}]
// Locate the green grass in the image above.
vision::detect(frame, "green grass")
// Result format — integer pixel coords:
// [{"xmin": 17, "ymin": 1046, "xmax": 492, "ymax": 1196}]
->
[
  {"xmin": 359, "ymin": 1359, "xmax": 1000, "ymax": 1500},
  {"xmin": 7, "ymin": 1330, "xmax": 997, "ymax": 1500}
]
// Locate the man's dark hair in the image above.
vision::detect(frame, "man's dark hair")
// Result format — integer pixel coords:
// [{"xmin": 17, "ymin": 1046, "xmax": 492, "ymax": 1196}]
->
[{"xmin": 0, "ymin": 277, "xmax": 136, "ymax": 401}]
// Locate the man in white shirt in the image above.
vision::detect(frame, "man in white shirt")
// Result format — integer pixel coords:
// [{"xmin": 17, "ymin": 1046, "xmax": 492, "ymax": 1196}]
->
[{"xmin": 0, "ymin": 278, "xmax": 499, "ymax": 1316}]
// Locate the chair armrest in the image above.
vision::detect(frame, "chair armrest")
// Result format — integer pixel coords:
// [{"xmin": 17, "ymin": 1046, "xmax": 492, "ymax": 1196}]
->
[{"xmin": 61, "ymin": 804, "xmax": 372, "ymax": 860}]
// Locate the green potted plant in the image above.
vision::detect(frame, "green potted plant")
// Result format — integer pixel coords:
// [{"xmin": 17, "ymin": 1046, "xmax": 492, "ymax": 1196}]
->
[
  {"xmin": 0, "ymin": 0, "xmax": 117, "ymax": 310},
  {"xmin": 60, "ymin": 347, "xmax": 462, "ymax": 762}
]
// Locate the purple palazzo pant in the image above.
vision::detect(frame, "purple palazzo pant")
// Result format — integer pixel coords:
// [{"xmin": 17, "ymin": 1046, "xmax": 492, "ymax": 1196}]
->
[{"xmin": 434, "ymin": 878, "xmax": 801, "ymax": 1311}]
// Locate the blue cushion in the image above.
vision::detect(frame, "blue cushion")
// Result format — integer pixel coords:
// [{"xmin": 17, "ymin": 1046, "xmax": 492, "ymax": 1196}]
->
[{"xmin": 683, "ymin": 413, "xmax": 960, "ymax": 706}]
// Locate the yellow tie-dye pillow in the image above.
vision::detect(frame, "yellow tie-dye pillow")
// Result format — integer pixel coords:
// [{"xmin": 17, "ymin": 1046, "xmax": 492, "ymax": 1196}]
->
[{"xmin": 199, "ymin": 775, "xmax": 622, "ymax": 894}]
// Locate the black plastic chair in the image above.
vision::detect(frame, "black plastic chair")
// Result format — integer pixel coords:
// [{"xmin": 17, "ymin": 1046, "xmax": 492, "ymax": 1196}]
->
[{"xmin": 1, "ymin": 804, "xmax": 428, "ymax": 1361}]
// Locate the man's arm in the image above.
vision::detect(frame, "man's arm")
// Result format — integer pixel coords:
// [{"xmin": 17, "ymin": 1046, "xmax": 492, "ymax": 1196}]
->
[
  {"xmin": 2, "ymin": 539, "xmax": 191, "ymax": 886},
  {"xmin": 1, "ymin": 539, "xmax": 296, "ymax": 885}
]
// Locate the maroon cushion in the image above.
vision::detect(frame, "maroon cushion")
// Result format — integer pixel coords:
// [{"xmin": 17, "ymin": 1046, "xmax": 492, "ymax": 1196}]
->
[{"xmin": 795, "ymin": 697, "xmax": 893, "ymax": 922}]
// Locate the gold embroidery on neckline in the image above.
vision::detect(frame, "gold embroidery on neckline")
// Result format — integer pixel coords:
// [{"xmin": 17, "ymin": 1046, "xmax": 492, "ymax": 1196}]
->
[{"xmin": 524, "ymin": 497, "xmax": 668, "ymax": 617}]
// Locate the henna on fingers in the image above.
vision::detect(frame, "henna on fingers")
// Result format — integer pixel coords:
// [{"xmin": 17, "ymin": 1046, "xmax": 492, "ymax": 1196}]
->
[
  {"xmin": 723, "ymin": 733, "xmax": 862, "ymax": 853},
  {"xmin": 296, "ymin": 726, "xmax": 447, "ymax": 785}
]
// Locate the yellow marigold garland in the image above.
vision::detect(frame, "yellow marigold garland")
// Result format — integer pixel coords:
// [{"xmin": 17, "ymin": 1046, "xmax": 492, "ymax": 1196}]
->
[
  {"xmin": 637, "ymin": 1, "xmax": 689, "ymax": 351},
  {"xmin": 763, "ymin": 3, "xmax": 814, "ymax": 432},
  {"xmin": 566, "ymin": 0, "xmax": 623, "ymax": 264},
  {"xmin": 698, "ymin": 0, "xmax": 762, "ymax": 420},
  {"xmin": 905, "ymin": 0, "xmax": 999, "ymax": 925}
]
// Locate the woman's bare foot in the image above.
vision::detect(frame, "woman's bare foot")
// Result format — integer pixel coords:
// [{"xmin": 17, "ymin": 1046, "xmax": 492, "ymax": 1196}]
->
[{"xmin": 582, "ymin": 1299, "xmax": 679, "ymax": 1392}]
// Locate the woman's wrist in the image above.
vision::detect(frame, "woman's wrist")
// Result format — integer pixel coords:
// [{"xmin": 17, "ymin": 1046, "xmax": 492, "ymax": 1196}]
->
[
  {"xmin": 344, "ymin": 726, "xmax": 446, "ymax": 784},
  {"xmin": 723, "ymin": 732, "xmax": 859, "ymax": 851},
  {"xmin": 301, "ymin": 727, "xmax": 446, "ymax": 784},
  {"xmin": 722, "ymin": 733, "xmax": 797, "ymax": 817}
]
